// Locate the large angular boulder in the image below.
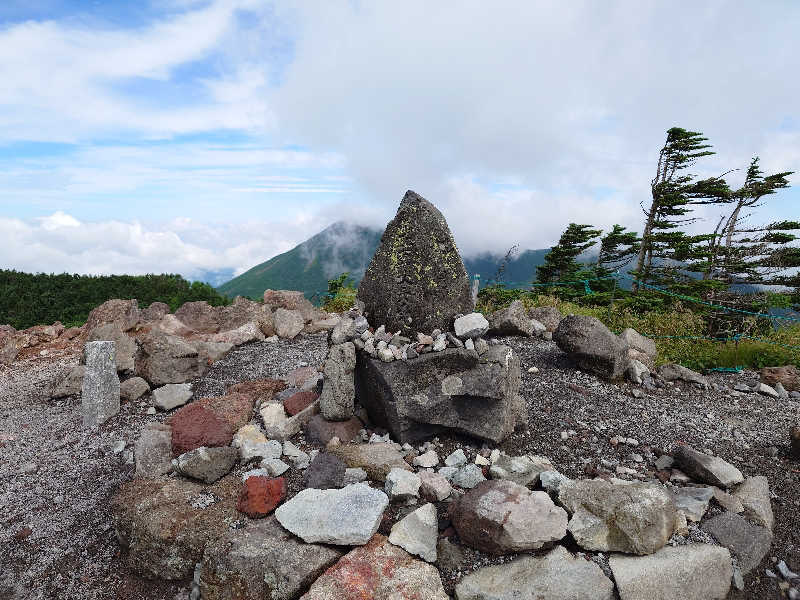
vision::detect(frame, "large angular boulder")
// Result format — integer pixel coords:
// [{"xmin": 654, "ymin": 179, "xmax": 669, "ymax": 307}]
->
[
  {"xmin": 140, "ymin": 301, "xmax": 169, "ymax": 322},
  {"xmin": 135, "ymin": 331, "xmax": 206, "ymax": 386},
  {"xmin": 609, "ymin": 544, "xmax": 732, "ymax": 600},
  {"xmin": 450, "ymin": 480, "xmax": 568, "ymax": 555},
  {"xmin": 673, "ymin": 445, "xmax": 743, "ymax": 488},
  {"xmin": 356, "ymin": 190, "xmax": 473, "ymax": 334},
  {"xmin": 274, "ymin": 308, "xmax": 304, "ymax": 339},
  {"xmin": 263, "ymin": 289, "xmax": 316, "ymax": 319},
  {"xmin": 0, "ymin": 327, "xmax": 28, "ymax": 365},
  {"xmin": 175, "ymin": 301, "xmax": 220, "ymax": 333},
  {"xmin": 355, "ymin": 345, "xmax": 522, "ymax": 443},
  {"xmin": 111, "ymin": 476, "xmax": 239, "ymax": 580},
  {"xmin": 84, "ymin": 298, "xmax": 140, "ymax": 333},
  {"xmin": 455, "ymin": 545, "xmax": 614, "ymax": 600},
  {"xmin": 760, "ymin": 365, "xmax": 800, "ymax": 391},
  {"xmin": 216, "ymin": 296, "xmax": 270, "ymax": 333},
  {"xmin": 488, "ymin": 300, "xmax": 533, "ymax": 337},
  {"xmin": 554, "ymin": 315, "xmax": 629, "ymax": 379},
  {"xmin": 528, "ymin": 306, "xmax": 563, "ymax": 332},
  {"xmin": 210, "ymin": 322, "xmax": 265, "ymax": 346},
  {"xmin": 301, "ymin": 535, "xmax": 448, "ymax": 600},
  {"xmin": 558, "ymin": 479, "xmax": 676, "ymax": 555},
  {"xmin": 701, "ymin": 511, "xmax": 772, "ymax": 574},
  {"xmin": 199, "ymin": 516, "xmax": 344, "ymax": 600}
]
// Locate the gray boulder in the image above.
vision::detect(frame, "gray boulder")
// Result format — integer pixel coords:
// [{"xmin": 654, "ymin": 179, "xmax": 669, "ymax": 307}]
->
[
  {"xmin": 175, "ymin": 446, "xmax": 238, "ymax": 484},
  {"xmin": 200, "ymin": 516, "xmax": 344, "ymax": 600},
  {"xmin": 454, "ymin": 312, "xmax": 490, "ymax": 339},
  {"xmin": 135, "ymin": 331, "xmax": 206, "ymax": 386},
  {"xmin": 455, "ymin": 545, "xmax": 614, "ymax": 600},
  {"xmin": 120, "ymin": 376, "xmax": 150, "ymax": 402},
  {"xmin": 450, "ymin": 480, "xmax": 568, "ymax": 554},
  {"xmin": 51, "ymin": 365, "xmax": 86, "ymax": 398},
  {"xmin": 388, "ymin": 502, "xmax": 438, "ymax": 562},
  {"xmin": 554, "ymin": 315, "xmax": 629, "ymax": 379},
  {"xmin": 274, "ymin": 483, "xmax": 389, "ymax": 545},
  {"xmin": 356, "ymin": 190, "xmax": 473, "ymax": 334},
  {"xmin": 733, "ymin": 476, "xmax": 774, "ymax": 530},
  {"xmin": 528, "ymin": 306, "xmax": 562, "ymax": 332},
  {"xmin": 658, "ymin": 363, "xmax": 709, "ymax": 387},
  {"xmin": 489, "ymin": 453, "xmax": 553, "ymax": 487},
  {"xmin": 330, "ymin": 316, "xmax": 356, "ymax": 345},
  {"xmin": 135, "ymin": 423, "xmax": 173, "ymax": 477},
  {"xmin": 81, "ymin": 341, "xmax": 120, "ymax": 428},
  {"xmin": 609, "ymin": 544, "xmax": 732, "ymax": 600},
  {"xmin": 701, "ymin": 511, "xmax": 772, "ymax": 574},
  {"xmin": 673, "ymin": 445, "xmax": 743, "ymax": 488},
  {"xmin": 273, "ymin": 308, "xmax": 304, "ymax": 339},
  {"xmin": 153, "ymin": 383, "xmax": 193, "ymax": 411},
  {"xmin": 488, "ymin": 300, "xmax": 532, "ymax": 337},
  {"xmin": 355, "ymin": 345, "xmax": 522, "ymax": 443},
  {"xmin": 670, "ymin": 486, "xmax": 713, "ymax": 522},
  {"xmin": 558, "ymin": 479, "xmax": 676, "ymax": 555},
  {"xmin": 86, "ymin": 323, "xmax": 137, "ymax": 373},
  {"xmin": 619, "ymin": 327, "xmax": 657, "ymax": 358},
  {"xmin": 319, "ymin": 342, "xmax": 356, "ymax": 421}
]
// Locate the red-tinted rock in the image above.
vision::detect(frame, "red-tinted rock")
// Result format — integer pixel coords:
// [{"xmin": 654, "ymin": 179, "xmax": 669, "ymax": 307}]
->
[
  {"xmin": 175, "ymin": 301, "xmax": 220, "ymax": 333},
  {"xmin": 284, "ymin": 390, "xmax": 319, "ymax": 416},
  {"xmin": 301, "ymin": 535, "xmax": 448, "ymax": 599},
  {"xmin": 791, "ymin": 425, "xmax": 800, "ymax": 458},
  {"xmin": 305, "ymin": 414, "xmax": 363, "ymax": 445},
  {"xmin": 170, "ymin": 404, "xmax": 234, "ymax": 456},
  {"xmin": 228, "ymin": 379, "xmax": 287, "ymax": 405},
  {"xmin": 285, "ymin": 365, "xmax": 319, "ymax": 388},
  {"xmin": 196, "ymin": 393, "xmax": 254, "ymax": 431},
  {"xmin": 85, "ymin": 299, "xmax": 140, "ymax": 333},
  {"xmin": 761, "ymin": 365, "xmax": 800, "ymax": 391},
  {"xmin": 238, "ymin": 476, "xmax": 287, "ymax": 518}
]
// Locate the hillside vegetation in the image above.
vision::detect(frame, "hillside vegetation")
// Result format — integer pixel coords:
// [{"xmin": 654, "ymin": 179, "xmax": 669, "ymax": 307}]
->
[{"xmin": 0, "ymin": 270, "xmax": 230, "ymax": 330}]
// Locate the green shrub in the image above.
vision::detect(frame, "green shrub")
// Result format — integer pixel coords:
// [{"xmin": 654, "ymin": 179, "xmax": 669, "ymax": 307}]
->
[{"xmin": 322, "ymin": 272, "xmax": 358, "ymax": 313}]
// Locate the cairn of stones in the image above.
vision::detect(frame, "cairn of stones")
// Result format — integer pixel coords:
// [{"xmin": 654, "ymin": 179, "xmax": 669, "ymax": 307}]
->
[{"xmin": 318, "ymin": 190, "xmax": 524, "ymax": 443}]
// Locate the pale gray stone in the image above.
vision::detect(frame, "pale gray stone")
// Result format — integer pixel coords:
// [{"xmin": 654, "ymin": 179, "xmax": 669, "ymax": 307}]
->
[
  {"xmin": 455, "ymin": 545, "xmax": 614, "ymax": 600},
  {"xmin": 388, "ymin": 503, "xmax": 437, "ymax": 562},
  {"xmin": 412, "ymin": 450, "xmax": 439, "ymax": 468},
  {"xmin": 86, "ymin": 323, "xmax": 137, "ymax": 372},
  {"xmin": 619, "ymin": 327, "xmax": 657, "ymax": 358},
  {"xmin": 81, "ymin": 341, "xmax": 120, "ymax": 428},
  {"xmin": 626, "ymin": 359, "xmax": 650, "ymax": 385},
  {"xmin": 670, "ymin": 486, "xmax": 713, "ymax": 522},
  {"xmin": 454, "ymin": 313, "xmax": 490, "ymax": 339},
  {"xmin": 702, "ymin": 511, "xmax": 773, "ymax": 574},
  {"xmin": 260, "ymin": 457, "xmax": 290, "ymax": 477},
  {"xmin": 135, "ymin": 423, "xmax": 173, "ymax": 477},
  {"xmin": 539, "ymin": 470, "xmax": 570, "ymax": 495},
  {"xmin": 418, "ymin": 470, "xmax": 452, "ymax": 501},
  {"xmin": 657, "ymin": 363, "xmax": 709, "ymax": 387},
  {"xmin": 330, "ymin": 316, "xmax": 356, "ymax": 345},
  {"xmin": 51, "ymin": 365, "xmax": 86, "ymax": 398},
  {"xmin": 489, "ymin": 453, "xmax": 552, "ymax": 487},
  {"xmin": 445, "ymin": 449, "xmax": 467, "ymax": 467},
  {"xmin": 319, "ymin": 342, "xmax": 356, "ymax": 421},
  {"xmin": 610, "ymin": 544, "xmax": 732, "ymax": 600},
  {"xmin": 232, "ymin": 424, "xmax": 283, "ymax": 463},
  {"xmin": 451, "ymin": 464, "xmax": 487, "ymax": 489},
  {"xmin": 274, "ymin": 308, "xmax": 304, "ymax": 339},
  {"xmin": 385, "ymin": 467, "xmax": 421, "ymax": 501},
  {"xmin": 275, "ymin": 483, "xmax": 389, "ymax": 545},
  {"xmin": 757, "ymin": 382, "xmax": 779, "ymax": 398},
  {"xmin": 153, "ymin": 383, "xmax": 193, "ymax": 411},
  {"xmin": 558, "ymin": 479, "xmax": 676, "ymax": 555},
  {"xmin": 732, "ymin": 476, "xmax": 774, "ymax": 530},
  {"xmin": 343, "ymin": 467, "xmax": 368, "ymax": 485},
  {"xmin": 674, "ymin": 445, "xmax": 744, "ymax": 488},
  {"xmin": 120, "ymin": 377, "xmax": 150, "ymax": 402},
  {"xmin": 175, "ymin": 446, "xmax": 238, "ymax": 484}
]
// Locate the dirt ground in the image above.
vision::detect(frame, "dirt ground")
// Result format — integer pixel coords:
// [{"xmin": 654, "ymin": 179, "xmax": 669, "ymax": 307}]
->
[{"xmin": 0, "ymin": 332, "xmax": 797, "ymax": 599}]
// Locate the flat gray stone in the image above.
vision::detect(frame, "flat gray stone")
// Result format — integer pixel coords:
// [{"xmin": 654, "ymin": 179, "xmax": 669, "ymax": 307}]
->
[
  {"xmin": 610, "ymin": 544, "xmax": 732, "ymax": 600},
  {"xmin": 135, "ymin": 423, "xmax": 173, "ymax": 477},
  {"xmin": 733, "ymin": 476, "xmax": 774, "ymax": 530},
  {"xmin": 200, "ymin": 516, "xmax": 344, "ymax": 600},
  {"xmin": 385, "ymin": 467, "xmax": 421, "ymax": 501},
  {"xmin": 418, "ymin": 470, "xmax": 452, "ymax": 501},
  {"xmin": 388, "ymin": 502, "xmax": 437, "ymax": 562},
  {"xmin": 51, "ymin": 365, "xmax": 86, "ymax": 398},
  {"xmin": 456, "ymin": 545, "xmax": 614, "ymax": 600},
  {"xmin": 81, "ymin": 340, "xmax": 120, "ymax": 428},
  {"xmin": 175, "ymin": 446, "xmax": 238, "ymax": 484},
  {"xmin": 451, "ymin": 464, "xmax": 487, "ymax": 489},
  {"xmin": 489, "ymin": 454, "xmax": 552, "ymax": 487},
  {"xmin": 275, "ymin": 483, "xmax": 388, "ymax": 545},
  {"xmin": 558, "ymin": 479, "xmax": 676, "ymax": 555},
  {"xmin": 153, "ymin": 383, "xmax": 193, "ymax": 411},
  {"xmin": 670, "ymin": 486, "xmax": 713, "ymax": 522},
  {"xmin": 702, "ymin": 511, "xmax": 773, "ymax": 574},
  {"xmin": 454, "ymin": 313, "xmax": 489, "ymax": 339},
  {"xmin": 674, "ymin": 445, "xmax": 743, "ymax": 488}
]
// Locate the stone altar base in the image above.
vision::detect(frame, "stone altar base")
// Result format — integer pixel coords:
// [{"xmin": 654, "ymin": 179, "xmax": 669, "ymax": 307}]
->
[{"xmin": 354, "ymin": 345, "xmax": 523, "ymax": 444}]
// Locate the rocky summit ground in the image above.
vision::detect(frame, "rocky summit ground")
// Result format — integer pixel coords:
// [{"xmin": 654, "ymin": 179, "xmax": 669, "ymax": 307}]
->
[{"xmin": 1, "ymin": 331, "xmax": 798, "ymax": 600}]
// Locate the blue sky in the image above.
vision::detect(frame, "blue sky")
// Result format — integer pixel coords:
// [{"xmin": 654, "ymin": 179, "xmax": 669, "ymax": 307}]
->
[{"xmin": 0, "ymin": 1, "xmax": 798, "ymax": 283}]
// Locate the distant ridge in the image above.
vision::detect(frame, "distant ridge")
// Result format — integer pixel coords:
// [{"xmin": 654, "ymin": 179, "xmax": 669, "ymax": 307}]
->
[{"xmin": 217, "ymin": 221, "xmax": 552, "ymax": 301}]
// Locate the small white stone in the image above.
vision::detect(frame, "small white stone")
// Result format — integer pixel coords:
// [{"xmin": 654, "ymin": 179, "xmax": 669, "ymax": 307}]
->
[{"xmin": 444, "ymin": 448, "xmax": 467, "ymax": 467}]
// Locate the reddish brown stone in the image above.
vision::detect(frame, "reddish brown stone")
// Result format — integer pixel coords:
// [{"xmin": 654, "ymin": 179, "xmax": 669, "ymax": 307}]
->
[
  {"xmin": 238, "ymin": 476, "xmax": 287, "ymax": 518},
  {"xmin": 84, "ymin": 299, "xmax": 140, "ymax": 333},
  {"xmin": 304, "ymin": 414, "xmax": 363, "ymax": 445},
  {"xmin": 284, "ymin": 366, "xmax": 319, "ymax": 388},
  {"xmin": 14, "ymin": 526, "xmax": 32, "ymax": 541},
  {"xmin": 228, "ymin": 379, "xmax": 287, "ymax": 405},
  {"xmin": 175, "ymin": 301, "xmax": 220, "ymax": 333},
  {"xmin": 169, "ymin": 404, "xmax": 234, "ymax": 456},
  {"xmin": 284, "ymin": 390, "xmax": 319, "ymax": 416},
  {"xmin": 195, "ymin": 393, "xmax": 254, "ymax": 431},
  {"xmin": 761, "ymin": 365, "xmax": 800, "ymax": 392}
]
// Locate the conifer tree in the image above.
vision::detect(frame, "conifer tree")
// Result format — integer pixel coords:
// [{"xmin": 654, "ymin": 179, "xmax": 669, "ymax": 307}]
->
[
  {"xmin": 632, "ymin": 127, "xmax": 730, "ymax": 291},
  {"xmin": 595, "ymin": 225, "xmax": 640, "ymax": 276},
  {"xmin": 536, "ymin": 223, "xmax": 601, "ymax": 284}
]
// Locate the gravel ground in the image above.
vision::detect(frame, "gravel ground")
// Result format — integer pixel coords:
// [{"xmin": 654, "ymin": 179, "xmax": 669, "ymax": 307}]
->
[{"xmin": 1, "ymin": 332, "xmax": 797, "ymax": 599}]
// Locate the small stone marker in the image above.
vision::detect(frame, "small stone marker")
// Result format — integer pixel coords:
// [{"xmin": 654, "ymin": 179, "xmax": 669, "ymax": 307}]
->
[{"xmin": 81, "ymin": 341, "xmax": 120, "ymax": 428}]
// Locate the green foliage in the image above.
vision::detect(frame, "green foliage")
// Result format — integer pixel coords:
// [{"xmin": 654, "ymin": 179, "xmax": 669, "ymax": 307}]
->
[
  {"xmin": 322, "ymin": 272, "xmax": 358, "ymax": 313},
  {"xmin": 536, "ymin": 223, "xmax": 602, "ymax": 285},
  {"xmin": 0, "ymin": 270, "xmax": 230, "ymax": 330}
]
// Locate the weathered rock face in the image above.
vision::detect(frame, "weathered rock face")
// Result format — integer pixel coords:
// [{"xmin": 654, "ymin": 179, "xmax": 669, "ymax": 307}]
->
[
  {"xmin": 237, "ymin": 475, "xmax": 287, "ymax": 518},
  {"xmin": 450, "ymin": 480, "xmax": 568, "ymax": 555},
  {"xmin": 326, "ymin": 441, "xmax": 412, "ymax": 482},
  {"xmin": 701, "ymin": 511, "xmax": 772, "ymax": 574},
  {"xmin": 135, "ymin": 423, "xmax": 173, "ymax": 477},
  {"xmin": 169, "ymin": 393, "xmax": 254, "ymax": 456},
  {"xmin": 673, "ymin": 445, "xmax": 743, "ymax": 488},
  {"xmin": 320, "ymin": 342, "xmax": 356, "ymax": 421},
  {"xmin": 175, "ymin": 446, "xmax": 238, "ymax": 484},
  {"xmin": 528, "ymin": 306, "xmax": 563, "ymax": 332},
  {"xmin": 199, "ymin": 516, "xmax": 344, "ymax": 600},
  {"xmin": 356, "ymin": 190, "xmax": 473, "ymax": 334},
  {"xmin": 732, "ymin": 476, "xmax": 774, "ymax": 530},
  {"xmin": 274, "ymin": 308, "xmax": 304, "ymax": 339},
  {"xmin": 85, "ymin": 323, "xmax": 137, "ymax": 373},
  {"xmin": 488, "ymin": 300, "xmax": 532, "ymax": 337},
  {"xmin": 609, "ymin": 544, "xmax": 732, "ymax": 600},
  {"xmin": 135, "ymin": 331, "xmax": 206, "ymax": 386},
  {"xmin": 760, "ymin": 365, "xmax": 800, "ymax": 391},
  {"xmin": 175, "ymin": 301, "xmax": 220, "ymax": 333},
  {"xmin": 120, "ymin": 376, "xmax": 150, "ymax": 402},
  {"xmin": 388, "ymin": 503, "xmax": 438, "ymax": 562},
  {"xmin": 301, "ymin": 535, "xmax": 449, "ymax": 600},
  {"xmin": 111, "ymin": 476, "xmax": 239, "ymax": 580},
  {"xmin": 355, "ymin": 346, "xmax": 522, "ymax": 443},
  {"xmin": 554, "ymin": 315, "xmax": 629, "ymax": 379},
  {"xmin": 455, "ymin": 545, "xmax": 614, "ymax": 600},
  {"xmin": 619, "ymin": 328, "xmax": 657, "ymax": 359},
  {"xmin": 140, "ymin": 301, "xmax": 169, "ymax": 322},
  {"xmin": 84, "ymin": 298, "xmax": 140, "ymax": 333},
  {"xmin": 558, "ymin": 479, "xmax": 677, "ymax": 555},
  {"xmin": 51, "ymin": 365, "xmax": 86, "ymax": 398}
]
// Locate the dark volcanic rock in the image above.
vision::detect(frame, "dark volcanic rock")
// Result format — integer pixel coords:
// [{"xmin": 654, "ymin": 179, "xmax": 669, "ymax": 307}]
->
[
  {"xmin": 553, "ymin": 315, "xmax": 629, "ymax": 379},
  {"xmin": 302, "ymin": 452, "xmax": 347, "ymax": 489},
  {"xmin": 355, "ymin": 345, "xmax": 522, "ymax": 443},
  {"xmin": 356, "ymin": 190, "xmax": 473, "ymax": 334}
]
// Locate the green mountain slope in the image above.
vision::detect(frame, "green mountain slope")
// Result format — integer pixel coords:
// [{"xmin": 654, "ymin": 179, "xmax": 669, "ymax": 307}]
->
[{"xmin": 217, "ymin": 221, "xmax": 552, "ymax": 301}]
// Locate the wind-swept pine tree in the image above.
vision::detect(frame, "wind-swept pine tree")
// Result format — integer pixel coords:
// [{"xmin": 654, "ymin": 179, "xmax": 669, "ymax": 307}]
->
[
  {"xmin": 632, "ymin": 127, "xmax": 730, "ymax": 291},
  {"xmin": 536, "ymin": 223, "xmax": 601, "ymax": 284},
  {"xmin": 595, "ymin": 225, "xmax": 640, "ymax": 276}
]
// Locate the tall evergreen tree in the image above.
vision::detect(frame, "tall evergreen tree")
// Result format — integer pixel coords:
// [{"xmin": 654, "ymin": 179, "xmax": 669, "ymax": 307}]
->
[
  {"xmin": 632, "ymin": 127, "xmax": 730, "ymax": 291},
  {"xmin": 536, "ymin": 223, "xmax": 601, "ymax": 284},
  {"xmin": 595, "ymin": 225, "xmax": 640, "ymax": 276}
]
